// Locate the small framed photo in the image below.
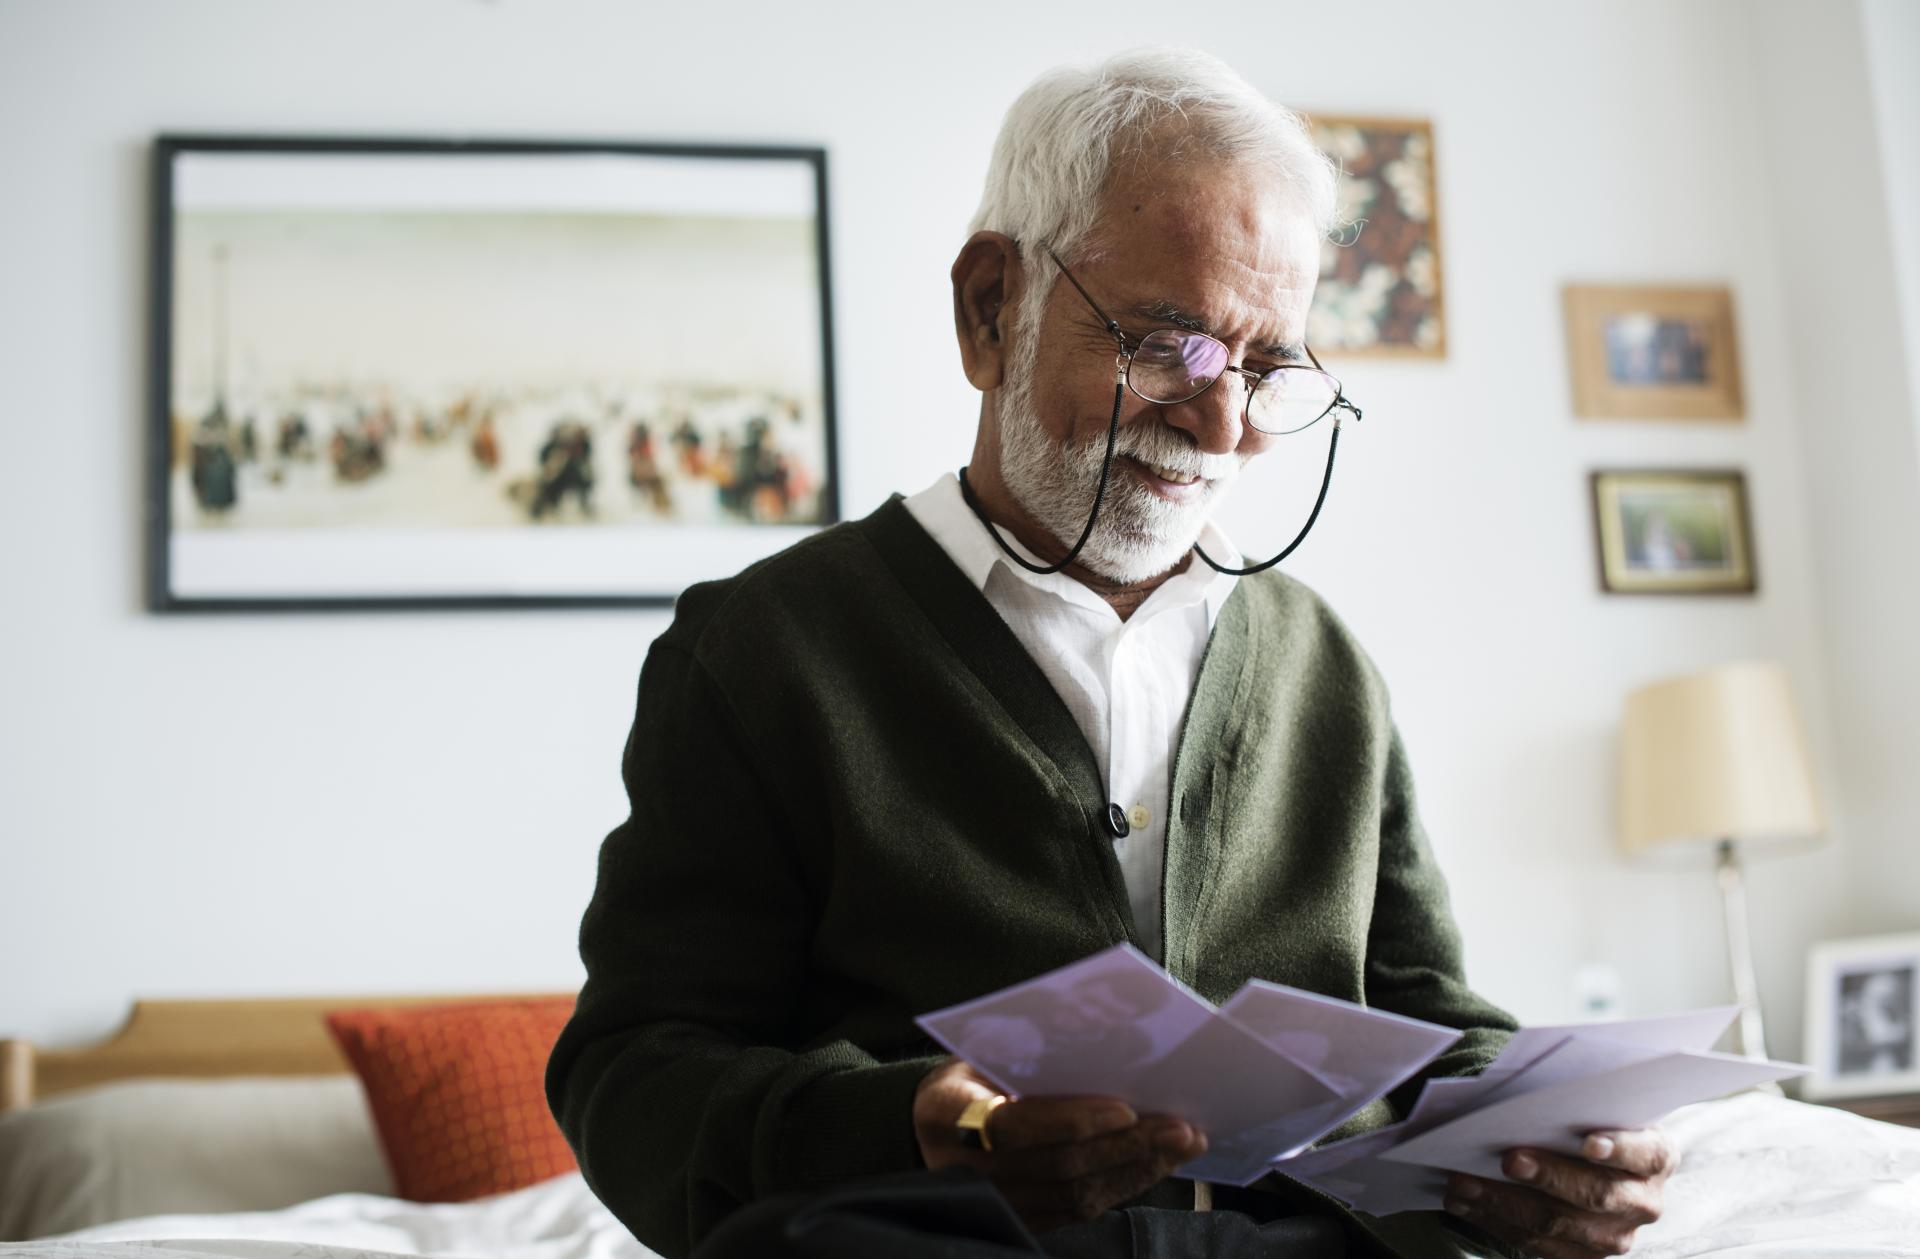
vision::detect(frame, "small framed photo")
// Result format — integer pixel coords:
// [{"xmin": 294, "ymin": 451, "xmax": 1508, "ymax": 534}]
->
[
  {"xmin": 1590, "ymin": 469, "xmax": 1756, "ymax": 595},
  {"xmin": 1562, "ymin": 284, "xmax": 1744, "ymax": 420},
  {"xmin": 1305, "ymin": 115, "xmax": 1445, "ymax": 358},
  {"xmin": 151, "ymin": 135, "xmax": 838, "ymax": 611},
  {"xmin": 1804, "ymin": 934, "xmax": 1920, "ymax": 1101}
]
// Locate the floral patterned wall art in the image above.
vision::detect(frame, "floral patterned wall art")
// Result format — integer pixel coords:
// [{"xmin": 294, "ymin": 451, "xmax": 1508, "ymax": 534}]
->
[{"xmin": 1305, "ymin": 116, "xmax": 1445, "ymax": 358}]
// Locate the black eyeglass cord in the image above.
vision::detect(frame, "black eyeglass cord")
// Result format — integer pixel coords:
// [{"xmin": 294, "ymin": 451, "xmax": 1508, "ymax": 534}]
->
[
  {"xmin": 957, "ymin": 373, "xmax": 1128, "ymax": 575},
  {"xmin": 1192, "ymin": 419, "xmax": 1343, "ymax": 576},
  {"xmin": 956, "ymin": 392, "xmax": 1348, "ymax": 580}
]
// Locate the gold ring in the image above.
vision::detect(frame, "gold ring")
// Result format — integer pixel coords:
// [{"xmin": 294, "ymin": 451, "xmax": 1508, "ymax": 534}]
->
[{"xmin": 955, "ymin": 1094, "xmax": 1009, "ymax": 1152}]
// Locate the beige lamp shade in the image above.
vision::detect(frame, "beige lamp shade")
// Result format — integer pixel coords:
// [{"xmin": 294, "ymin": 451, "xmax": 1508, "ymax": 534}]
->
[{"xmin": 1618, "ymin": 661, "xmax": 1825, "ymax": 858}]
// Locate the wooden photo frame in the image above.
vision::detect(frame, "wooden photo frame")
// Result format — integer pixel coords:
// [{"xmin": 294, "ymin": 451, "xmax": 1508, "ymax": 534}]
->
[
  {"xmin": 150, "ymin": 135, "xmax": 839, "ymax": 611},
  {"xmin": 1563, "ymin": 284, "xmax": 1743, "ymax": 420},
  {"xmin": 1305, "ymin": 115, "xmax": 1446, "ymax": 358},
  {"xmin": 1590, "ymin": 469, "xmax": 1756, "ymax": 595},
  {"xmin": 1803, "ymin": 934, "xmax": 1920, "ymax": 1102}
]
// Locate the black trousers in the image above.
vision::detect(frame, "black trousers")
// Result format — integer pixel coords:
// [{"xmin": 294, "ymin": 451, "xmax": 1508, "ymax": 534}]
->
[{"xmin": 689, "ymin": 1166, "xmax": 1348, "ymax": 1259}]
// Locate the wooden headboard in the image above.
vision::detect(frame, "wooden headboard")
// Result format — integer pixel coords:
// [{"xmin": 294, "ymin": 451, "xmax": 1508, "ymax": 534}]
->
[{"xmin": 0, "ymin": 991, "xmax": 575, "ymax": 1115}]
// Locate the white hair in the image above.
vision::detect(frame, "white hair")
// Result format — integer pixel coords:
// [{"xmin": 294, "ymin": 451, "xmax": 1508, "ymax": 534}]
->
[
  {"xmin": 970, "ymin": 48, "xmax": 1337, "ymax": 582},
  {"xmin": 968, "ymin": 47, "xmax": 1339, "ymax": 348}
]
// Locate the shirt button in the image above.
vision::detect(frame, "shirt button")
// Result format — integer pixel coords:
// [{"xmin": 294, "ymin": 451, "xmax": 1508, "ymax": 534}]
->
[{"xmin": 1128, "ymin": 804, "xmax": 1151, "ymax": 830}]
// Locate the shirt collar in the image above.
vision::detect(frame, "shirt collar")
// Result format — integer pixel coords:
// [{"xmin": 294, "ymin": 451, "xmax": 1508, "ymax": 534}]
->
[{"xmin": 902, "ymin": 472, "xmax": 1241, "ymax": 627}]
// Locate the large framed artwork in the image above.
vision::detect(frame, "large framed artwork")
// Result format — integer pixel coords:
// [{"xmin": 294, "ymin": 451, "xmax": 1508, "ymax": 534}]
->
[
  {"xmin": 1563, "ymin": 283, "xmax": 1744, "ymax": 420},
  {"xmin": 1589, "ymin": 469, "xmax": 1757, "ymax": 595},
  {"xmin": 150, "ymin": 136, "xmax": 838, "ymax": 611},
  {"xmin": 1304, "ymin": 115, "xmax": 1445, "ymax": 358}
]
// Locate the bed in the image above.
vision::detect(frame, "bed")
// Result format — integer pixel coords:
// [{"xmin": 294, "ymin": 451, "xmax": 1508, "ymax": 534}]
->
[{"xmin": 3, "ymin": 996, "xmax": 1919, "ymax": 1259}]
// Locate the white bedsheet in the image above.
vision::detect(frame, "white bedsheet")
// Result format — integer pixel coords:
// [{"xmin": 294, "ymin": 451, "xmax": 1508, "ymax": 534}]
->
[
  {"xmin": 2, "ymin": 1171, "xmax": 660, "ymax": 1259},
  {"xmin": 3, "ymin": 1093, "xmax": 1917, "ymax": 1258},
  {"xmin": 1631, "ymin": 1092, "xmax": 1920, "ymax": 1257}
]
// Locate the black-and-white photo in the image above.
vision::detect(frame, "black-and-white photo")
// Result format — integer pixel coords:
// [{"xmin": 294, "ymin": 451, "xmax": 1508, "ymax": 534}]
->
[
  {"xmin": 1836, "ymin": 964, "xmax": 1917, "ymax": 1077},
  {"xmin": 1806, "ymin": 934, "xmax": 1920, "ymax": 1100}
]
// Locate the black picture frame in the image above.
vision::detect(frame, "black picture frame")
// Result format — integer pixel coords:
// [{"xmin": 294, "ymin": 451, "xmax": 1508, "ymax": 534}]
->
[{"xmin": 149, "ymin": 134, "xmax": 839, "ymax": 612}]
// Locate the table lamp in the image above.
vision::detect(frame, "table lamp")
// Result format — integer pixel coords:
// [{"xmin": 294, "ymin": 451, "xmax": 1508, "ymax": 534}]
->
[{"xmin": 1618, "ymin": 661, "xmax": 1826, "ymax": 1061}]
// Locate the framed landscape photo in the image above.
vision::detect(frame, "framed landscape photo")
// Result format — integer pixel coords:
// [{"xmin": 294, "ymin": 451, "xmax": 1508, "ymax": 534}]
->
[
  {"xmin": 150, "ymin": 135, "xmax": 838, "ymax": 611},
  {"xmin": 1563, "ymin": 284, "xmax": 1744, "ymax": 420},
  {"xmin": 1304, "ymin": 115, "xmax": 1445, "ymax": 358},
  {"xmin": 1590, "ymin": 469, "xmax": 1757, "ymax": 595},
  {"xmin": 1804, "ymin": 934, "xmax": 1920, "ymax": 1102}
]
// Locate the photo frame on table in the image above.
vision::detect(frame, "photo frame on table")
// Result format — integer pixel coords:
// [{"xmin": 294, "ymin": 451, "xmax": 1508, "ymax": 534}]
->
[
  {"xmin": 1589, "ymin": 469, "xmax": 1757, "ymax": 595},
  {"xmin": 148, "ymin": 135, "xmax": 838, "ymax": 611},
  {"xmin": 1803, "ymin": 934, "xmax": 1920, "ymax": 1102},
  {"xmin": 1563, "ymin": 283, "xmax": 1744, "ymax": 420},
  {"xmin": 1304, "ymin": 115, "xmax": 1446, "ymax": 358}
]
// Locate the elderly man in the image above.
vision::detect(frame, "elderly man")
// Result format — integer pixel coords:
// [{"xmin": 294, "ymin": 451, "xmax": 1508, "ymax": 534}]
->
[{"xmin": 546, "ymin": 49, "xmax": 1674, "ymax": 1259}]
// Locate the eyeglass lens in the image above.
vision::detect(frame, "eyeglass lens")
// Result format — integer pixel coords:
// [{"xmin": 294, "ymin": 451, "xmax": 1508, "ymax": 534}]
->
[{"xmin": 1127, "ymin": 328, "xmax": 1339, "ymax": 436}]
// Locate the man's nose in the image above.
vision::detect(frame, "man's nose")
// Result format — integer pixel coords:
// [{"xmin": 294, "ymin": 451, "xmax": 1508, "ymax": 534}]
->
[{"xmin": 1163, "ymin": 373, "xmax": 1246, "ymax": 455}]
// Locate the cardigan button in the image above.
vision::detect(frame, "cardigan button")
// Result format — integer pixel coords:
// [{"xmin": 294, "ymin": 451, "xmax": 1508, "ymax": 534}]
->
[{"xmin": 1104, "ymin": 802, "xmax": 1131, "ymax": 839}]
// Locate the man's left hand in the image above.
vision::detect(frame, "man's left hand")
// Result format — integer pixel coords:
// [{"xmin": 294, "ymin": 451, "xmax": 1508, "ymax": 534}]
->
[{"xmin": 1443, "ymin": 1127, "xmax": 1677, "ymax": 1258}]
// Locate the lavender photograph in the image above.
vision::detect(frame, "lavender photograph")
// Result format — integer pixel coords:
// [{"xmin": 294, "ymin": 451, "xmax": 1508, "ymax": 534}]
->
[{"xmin": 151, "ymin": 138, "xmax": 837, "ymax": 608}]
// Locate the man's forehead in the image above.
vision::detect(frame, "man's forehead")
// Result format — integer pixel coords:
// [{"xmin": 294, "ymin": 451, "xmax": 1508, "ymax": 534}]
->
[
  {"xmin": 1088, "ymin": 170, "xmax": 1320, "ymax": 354},
  {"xmin": 1104, "ymin": 158, "xmax": 1315, "ymax": 247}
]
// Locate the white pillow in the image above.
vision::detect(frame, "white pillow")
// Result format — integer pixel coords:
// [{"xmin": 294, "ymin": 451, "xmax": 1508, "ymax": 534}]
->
[{"xmin": 0, "ymin": 1075, "xmax": 392, "ymax": 1240}]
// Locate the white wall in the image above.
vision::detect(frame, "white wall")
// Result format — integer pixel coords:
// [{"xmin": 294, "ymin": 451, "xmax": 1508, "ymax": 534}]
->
[
  {"xmin": 1753, "ymin": 0, "xmax": 1920, "ymax": 947},
  {"xmin": 2, "ymin": 0, "xmax": 1904, "ymax": 1063},
  {"xmin": 1863, "ymin": 0, "xmax": 1920, "ymax": 455}
]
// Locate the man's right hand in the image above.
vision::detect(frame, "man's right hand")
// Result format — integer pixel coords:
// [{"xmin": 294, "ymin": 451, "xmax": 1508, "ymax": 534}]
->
[{"xmin": 912, "ymin": 1056, "xmax": 1209, "ymax": 1234}]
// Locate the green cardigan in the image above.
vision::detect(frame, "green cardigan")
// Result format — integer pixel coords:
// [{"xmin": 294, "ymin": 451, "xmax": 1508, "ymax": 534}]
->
[{"xmin": 545, "ymin": 494, "xmax": 1521, "ymax": 1259}]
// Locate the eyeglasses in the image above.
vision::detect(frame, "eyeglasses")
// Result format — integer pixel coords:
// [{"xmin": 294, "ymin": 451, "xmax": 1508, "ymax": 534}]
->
[{"xmin": 1048, "ymin": 249, "xmax": 1362, "ymax": 437}]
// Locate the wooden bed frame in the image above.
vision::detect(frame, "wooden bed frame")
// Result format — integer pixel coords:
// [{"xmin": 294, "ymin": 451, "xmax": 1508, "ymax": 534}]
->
[{"xmin": 0, "ymin": 992, "xmax": 574, "ymax": 1115}]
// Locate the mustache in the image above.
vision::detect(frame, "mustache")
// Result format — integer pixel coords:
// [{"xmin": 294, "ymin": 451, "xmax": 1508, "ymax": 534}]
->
[{"xmin": 1098, "ymin": 422, "xmax": 1243, "ymax": 482}]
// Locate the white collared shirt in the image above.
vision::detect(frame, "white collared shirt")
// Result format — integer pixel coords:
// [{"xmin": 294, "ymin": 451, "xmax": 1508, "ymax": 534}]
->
[{"xmin": 903, "ymin": 472, "xmax": 1241, "ymax": 962}]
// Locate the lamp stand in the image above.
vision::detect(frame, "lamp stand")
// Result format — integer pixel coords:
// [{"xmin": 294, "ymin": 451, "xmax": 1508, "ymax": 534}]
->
[{"xmin": 1715, "ymin": 839, "xmax": 1776, "ymax": 1073}]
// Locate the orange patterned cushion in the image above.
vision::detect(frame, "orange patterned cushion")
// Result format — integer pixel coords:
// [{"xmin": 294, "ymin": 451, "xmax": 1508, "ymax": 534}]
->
[{"xmin": 324, "ymin": 997, "xmax": 578, "ymax": 1202}]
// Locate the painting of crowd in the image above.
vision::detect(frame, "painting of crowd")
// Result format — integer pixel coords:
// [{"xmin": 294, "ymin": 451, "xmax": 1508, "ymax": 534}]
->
[{"xmin": 170, "ymin": 381, "xmax": 826, "ymax": 530}]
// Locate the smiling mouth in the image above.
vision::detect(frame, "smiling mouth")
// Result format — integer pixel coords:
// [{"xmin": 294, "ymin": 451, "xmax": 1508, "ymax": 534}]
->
[{"xmin": 1126, "ymin": 456, "xmax": 1204, "ymax": 487}]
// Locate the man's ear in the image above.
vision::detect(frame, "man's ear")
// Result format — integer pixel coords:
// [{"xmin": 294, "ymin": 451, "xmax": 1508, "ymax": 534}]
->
[{"xmin": 951, "ymin": 231, "xmax": 1022, "ymax": 393}]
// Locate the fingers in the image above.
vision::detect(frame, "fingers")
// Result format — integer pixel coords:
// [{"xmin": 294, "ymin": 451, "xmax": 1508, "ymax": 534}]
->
[
  {"xmin": 988, "ymin": 1114, "xmax": 1186, "ymax": 1181},
  {"xmin": 911, "ymin": 1059, "xmax": 1002, "ymax": 1167},
  {"xmin": 989, "ymin": 1096, "xmax": 1139, "ymax": 1150},
  {"xmin": 1446, "ymin": 1174, "xmax": 1647, "ymax": 1258},
  {"xmin": 908, "ymin": 1059, "xmax": 1214, "ymax": 1232},
  {"xmin": 1496, "ymin": 1147, "xmax": 1662, "ymax": 1222},
  {"xmin": 996, "ymin": 1117, "xmax": 1209, "ymax": 1232},
  {"xmin": 1433, "ymin": 1127, "xmax": 1676, "ymax": 1257},
  {"xmin": 912, "ymin": 1058, "xmax": 1143, "ymax": 1151},
  {"xmin": 990, "ymin": 1114, "xmax": 1204, "ymax": 1186},
  {"xmin": 1578, "ymin": 1127, "xmax": 1678, "ymax": 1180}
]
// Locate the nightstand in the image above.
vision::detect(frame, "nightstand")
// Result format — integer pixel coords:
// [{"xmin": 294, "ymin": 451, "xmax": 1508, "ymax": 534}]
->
[{"xmin": 1819, "ymin": 1093, "xmax": 1920, "ymax": 1129}]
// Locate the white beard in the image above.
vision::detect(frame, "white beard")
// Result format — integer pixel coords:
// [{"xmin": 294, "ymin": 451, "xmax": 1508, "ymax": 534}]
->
[{"xmin": 994, "ymin": 328, "xmax": 1243, "ymax": 584}]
